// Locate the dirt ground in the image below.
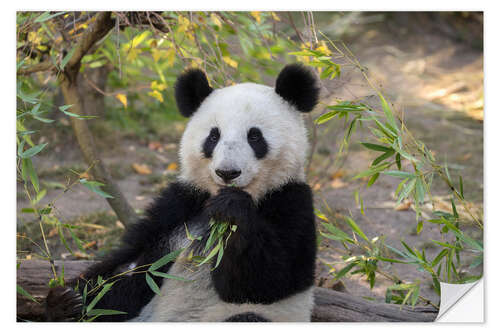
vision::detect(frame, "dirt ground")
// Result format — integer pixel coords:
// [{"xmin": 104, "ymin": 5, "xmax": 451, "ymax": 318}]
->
[{"xmin": 17, "ymin": 13, "xmax": 483, "ymax": 308}]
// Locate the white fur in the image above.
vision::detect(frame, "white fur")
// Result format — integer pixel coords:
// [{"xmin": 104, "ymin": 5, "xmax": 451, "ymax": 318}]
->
[
  {"xmin": 179, "ymin": 83, "xmax": 309, "ymax": 200},
  {"xmin": 135, "ymin": 248, "xmax": 314, "ymax": 322}
]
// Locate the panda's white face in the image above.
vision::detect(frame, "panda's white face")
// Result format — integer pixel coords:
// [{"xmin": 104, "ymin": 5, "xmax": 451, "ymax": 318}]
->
[{"xmin": 178, "ymin": 83, "xmax": 309, "ymax": 200}]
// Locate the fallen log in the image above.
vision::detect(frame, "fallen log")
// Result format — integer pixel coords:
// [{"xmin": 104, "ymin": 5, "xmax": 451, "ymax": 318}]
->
[{"xmin": 17, "ymin": 260, "xmax": 438, "ymax": 322}]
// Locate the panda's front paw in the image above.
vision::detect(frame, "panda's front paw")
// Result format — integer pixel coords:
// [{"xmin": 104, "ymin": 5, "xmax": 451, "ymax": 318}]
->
[
  {"xmin": 45, "ymin": 286, "xmax": 83, "ymax": 322},
  {"xmin": 206, "ymin": 187, "xmax": 254, "ymax": 224}
]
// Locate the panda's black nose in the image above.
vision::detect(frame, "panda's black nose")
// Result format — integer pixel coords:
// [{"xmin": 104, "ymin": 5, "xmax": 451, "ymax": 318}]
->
[{"xmin": 215, "ymin": 169, "xmax": 241, "ymax": 183}]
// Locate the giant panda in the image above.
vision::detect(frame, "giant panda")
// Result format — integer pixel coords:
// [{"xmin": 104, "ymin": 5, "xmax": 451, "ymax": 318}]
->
[{"xmin": 45, "ymin": 63, "xmax": 320, "ymax": 322}]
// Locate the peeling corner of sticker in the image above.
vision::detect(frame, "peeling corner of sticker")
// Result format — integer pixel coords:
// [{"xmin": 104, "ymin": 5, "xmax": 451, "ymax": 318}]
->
[{"xmin": 436, "ymin": 279, "xmax": 483, "ymax": 322}]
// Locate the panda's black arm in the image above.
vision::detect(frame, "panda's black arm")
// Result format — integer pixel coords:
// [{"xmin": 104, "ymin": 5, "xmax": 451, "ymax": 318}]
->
[
  {"xmin": 48, "ymin": 181, "xmax": 210, "ymax": 321},
  {"xmin": 208, "ymin": 182, "xmax": 316, "ymax": 304}
]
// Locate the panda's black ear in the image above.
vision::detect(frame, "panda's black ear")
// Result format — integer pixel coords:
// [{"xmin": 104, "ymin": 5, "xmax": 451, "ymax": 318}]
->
[
  {"xmin": 275, "ymin": 63, "xmax": 320, "ymax": 113},
  {"xmin": 175, "ymin": 68, "xmax": 213, "ymax": 117}
]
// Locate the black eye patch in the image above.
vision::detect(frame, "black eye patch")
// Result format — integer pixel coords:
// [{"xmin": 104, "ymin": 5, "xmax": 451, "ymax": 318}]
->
[
  {"xmin": 202, "ymin": 127, "xmax": 220, "ymax": 158},
  {"xmin": 247, "ymin": 127, "xmax": 268, "ymax": 159}
]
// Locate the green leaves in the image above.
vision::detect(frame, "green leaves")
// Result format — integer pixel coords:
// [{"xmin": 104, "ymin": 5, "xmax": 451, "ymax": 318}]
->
[
  {"xmin": 353, "ymin": 162, "xmax": 391, "ymax": 180},
  {"xmin": 378, "ymin": 93, "xmax": 399, "ymax": 135},
  {"xmin": 334, "ymin": 262, "xmax": 357, "ymax": 280},
  {"xmin": 79, "ymin": 179, "xmax": 114, "ymax": 198},
  {"xmin": 382, "ymin": 170, "xmax": 412, "ymax": 179},
  {"xmin": 361, "ymin": 142, "xmax": 392, "ymax": 152},
  {"xmin": 86, "ymin": 282, "xmax": 115, "ymax": 313},
  {"xmin": 145, "ymin": 248, "xmax": 190, "ymax": 295},
  {"xmin": 320, "ymin": 222, "xmax": 354, "ymax": 245},
  {"xmin": 344, "ymin": 217, "xmax": 369, "ymax": 242},
  {"xmin": 195, "ymin": 219, "xmax": 237, "ymax": 270},
  {"xmin": 289, "ymin": 48, "xmax": 341, "ymax": 80},
  {"xmin": 315, "ymin": 111, "xmax": 338, "ymax": 125},
  {"xmin": 148, "ymin": 271, "xmax": 191, "ymax": 282},
  {"xmin": 59, "ymin": 104, "xmax": 97, "ymax": 119},
  {"xmin": 149, "ymin": 248, "xmax": 184, "ymax": 272},
  {"xmin": 86, "ymin": 309, "xmax": 127, "ymax": 319},
  {"xmin": 145, "ymin": 273, "xmax": 161, "ymax": 295},
  {"xmin": 18, "ymin": 142, "xmax": 48, "ymax": 159},
  {"xmin": 385, "ymin": 282, "xmax": 420, "ymax": 308},
  {"xmin": 21, "ymin": 157, "xmax": 40, "ymax": 192},
  {"xmin": 17, "ymin": 285, "xmax": 39, "ymax": 304},
  {"xmin": 315, "ymin": 103, "xmax": 368, "ymax": 125}
]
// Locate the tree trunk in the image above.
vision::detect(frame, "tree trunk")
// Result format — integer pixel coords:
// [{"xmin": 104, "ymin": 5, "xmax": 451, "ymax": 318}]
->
[
  {"xmin": 59, "ymin": 80, "xmax": 138, "ymax": 228},
  {"xmin": 58, "ymin": 11, "xmax": 138, "ymax": 228},
  {"xmin": 16, "ymin": 260, "xmax": 438, "ymax": 322}
]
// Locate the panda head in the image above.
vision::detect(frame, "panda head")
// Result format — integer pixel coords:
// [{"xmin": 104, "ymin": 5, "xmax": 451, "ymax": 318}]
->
[{"xmin": 175, "ymin": 64, "xmax": 319, "ymax": 200}]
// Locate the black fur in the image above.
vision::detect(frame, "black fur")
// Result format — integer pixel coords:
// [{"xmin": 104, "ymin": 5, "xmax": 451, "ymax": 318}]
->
[
  {"xmin": 202, "ymin": 127, "xmax": 220, "ymax": 158},
  {"xmin": 208, "ymin": 182, "xmax": 316, "ymax": 304},
  {"xmin": 46, "ymin": 181, "xmax": 316, "ymax": 321},
  {"xmin": 247, "ymin": 127, "xmax": 268, "ymax": 159},
  {"xmin": 275, "ymin": 64, "xmax": 320, "ymax": 113},
  {"xmin": 175, "ymin": 68, "xmax": 213, "ymax": 117},
  {"xmin": 46, "ymin": 182, "xmax": 210, "ymax": 322},
  {"xmin": 225, "ymin": 312, "xmax": 270, "ymax": 322}
]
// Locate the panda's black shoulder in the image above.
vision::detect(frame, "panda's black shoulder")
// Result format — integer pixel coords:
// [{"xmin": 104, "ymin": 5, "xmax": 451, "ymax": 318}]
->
[
  {"xmin": 257, "ymin": 181, "xmax": 314, "ymax": 219},
  {"xmin": 121, "ymin": 181, "xmax": 210, "ymax": 250}
]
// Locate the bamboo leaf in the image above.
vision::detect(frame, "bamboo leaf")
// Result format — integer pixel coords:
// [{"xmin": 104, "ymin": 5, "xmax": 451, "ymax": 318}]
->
[
  {"xmin": 68, "ymin": 227, "xmax": 86, "ymax": 253},
  {"xmin": 382, "ymin": 170, "xmax": 415, "ymax": 179},
  {"xmin": 344, "ymin": 217, "xmax": 369, "ymax": 242},
  {"xmin": 334, "ymin": 262, "xmax": 357, "ymax": 280},
  {"xmin": 197, "ymin": 242, "xmax": 221, "ymax": 266},
  {"xmin": 397, "ymin": 177, "xmax": 416, "ymax": 204},
  {"xmin": 321, "ymin": 223, "xmax": 354, "ymax": 243},
  {"xmin": 25, "ymin": 158, "xmax": 39, "ymax": 192},
  {"xmin": 145, "ymin": 273, "xmax": 161, "ymax": 296},
  {"xmin": 86, "ymin": 309, "xmax": 127, "ymax": 317},
  {"xmin": 86, "ymin": 282, "xmax": 115, "ymax": 313},
  {"xmin": 361, "ymin": 142, "xmax": 393, "ymax": 152},
  {"xmin": 378, "ymin": 93, "xmax": 398, "ymax": 133},
  {"xmin": 415, "ymin": 177, "xmax": 425, "ymax": 204},
  {"xmin": 214, "ymin": 240, "xmax": 224, "ymax": 269},
  {"xmin": 17, "ymin": 285, "xmax": 39, "ymax": 303},
  {"xmin": 432, "ymin": 249, "xmax": 448, "ymax": 267},
  {"xmin": 372, "ymin": 150, "xmax": 395, "ymax": 166},
  {"xmin": 416, "ymin": 220, "xmax": 423, "ymax": 234},
  {"xmin": 58, "ymin": 223, "xmax": 73, "ymax": 255},
  {"xmin": 315, "ymin": 111, "xmax": 338, "ymax": 125},
  {"xmin": 149, "ymin": 248, "xmax": 184, "ymax": 271},
  {"xmin": 149, "ymin": 270, "xmax": 192, "ymax": 282},
  {"xmin": 353, "ymin": 162, "xmax": 391, "ymax": 180},
  {"xmin": 367, "ymin": 173, "xmax": 379, "ymax": 187},
  {"xmin": 19, "ymin": 142, "xmax": 48, "ymax": 159},
  {"xmin": 378, "ymin": 257, "xmax": 408, "ymax": 264},
  {"xmin": 79, "ymin": 179, "xmax": 114, "ymax": 198}
]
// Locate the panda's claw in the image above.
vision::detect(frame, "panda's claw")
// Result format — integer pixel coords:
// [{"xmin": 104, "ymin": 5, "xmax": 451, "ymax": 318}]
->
[{"xmin": 45, "ymin": 286, "xmax": 84, "ymax": 322}]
